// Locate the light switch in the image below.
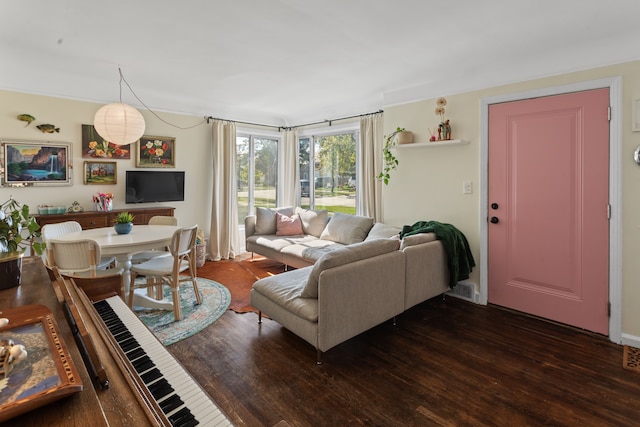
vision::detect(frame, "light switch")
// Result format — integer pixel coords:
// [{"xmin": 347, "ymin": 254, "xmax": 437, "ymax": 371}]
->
[{"xmin": 463, "ymin": 181, "xmax": 472, "ymax": 194}]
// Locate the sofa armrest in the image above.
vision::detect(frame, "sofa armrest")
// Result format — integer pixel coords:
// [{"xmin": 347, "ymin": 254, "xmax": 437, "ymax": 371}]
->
[
  {"xmin": 316, "ymin": 250, "xmax": 405, "ymax": 352},
  {"xmin": 244, "ymin": 215, "xmax": 256, "ymax": 240}
]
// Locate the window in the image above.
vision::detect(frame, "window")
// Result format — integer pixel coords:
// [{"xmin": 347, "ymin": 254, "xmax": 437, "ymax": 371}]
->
[
  {"xmin": 298, "ymin": 128, "xmax": 357, "ymax": 215},
  {"xmin": 237, "ymin": 134, "xmax": 279, "ymax": 225}
]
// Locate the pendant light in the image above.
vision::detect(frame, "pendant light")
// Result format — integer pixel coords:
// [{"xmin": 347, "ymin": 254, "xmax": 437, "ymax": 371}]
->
[{"xmin": 94, "ymin": 68, "xmax": 145, "ymax": 146}]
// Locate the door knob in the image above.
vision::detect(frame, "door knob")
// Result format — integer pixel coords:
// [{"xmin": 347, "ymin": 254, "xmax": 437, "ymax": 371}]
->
[
  {"xmin": 490, "ymin": 216, "xmax": 499, "ymax": 224},
  {"xmin": 491, "ymin": 203, "xmax": 499, "ymax": 210}
]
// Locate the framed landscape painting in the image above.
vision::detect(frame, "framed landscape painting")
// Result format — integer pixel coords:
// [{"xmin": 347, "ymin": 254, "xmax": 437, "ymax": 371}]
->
[
  {"xmin": 1, "ymin": 140, "xmax": 71, "ymax": 186},
  {"xmin": 136, "ymin": 135, "xmax": 175, "ymax": 168},
  {"xmin": 84, "ymin": 161, "xmax": 117, "ymax": 185}
]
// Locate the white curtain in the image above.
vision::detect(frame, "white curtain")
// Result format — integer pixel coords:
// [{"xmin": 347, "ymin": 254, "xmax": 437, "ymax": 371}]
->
[
  {"xmin": 209, "ymin": 120, "xmax": 239, "ymax": 260},
  {"xmin": 359, "ymin": 112, "xmax": 384, "ymax": 221},
  {"xmin": 280, "ymin": 128, "xmax": 299, "ymax": 207}
]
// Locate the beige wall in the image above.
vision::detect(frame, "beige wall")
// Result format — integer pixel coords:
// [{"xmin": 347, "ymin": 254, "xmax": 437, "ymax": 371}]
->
[
  {"xmin": 0, "ymin": 90, "xmax": 212, "ymax": 237},
  {"xmin": 383, "ymin": 60, "xmax": 640, "ymax": 343}
]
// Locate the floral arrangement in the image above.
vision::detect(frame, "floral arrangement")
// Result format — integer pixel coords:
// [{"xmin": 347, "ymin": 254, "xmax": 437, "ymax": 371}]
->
[
  {"xmin": 434, "ymin": 97, "xmax": 451, "ymax": 140},
  {"xmin": 88, "ymin": 139, "xmax": 128, "ymax": 158},
  {"xmin": 93, "ymin": 192, "xmax": 113, "ymax": 212},
  {"xmin": 142, "ymin": 139, "xmax": 169, "ymax": 164}
]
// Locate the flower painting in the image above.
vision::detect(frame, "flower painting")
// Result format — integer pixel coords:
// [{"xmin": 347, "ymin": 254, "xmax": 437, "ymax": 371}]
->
[
  {"xmin": 81, "ymin": 124, "xmax": 131, "ymax": 159},
  {"xmin": 136, "ymin": 135, "xmax": 175, "ymax": 168}
]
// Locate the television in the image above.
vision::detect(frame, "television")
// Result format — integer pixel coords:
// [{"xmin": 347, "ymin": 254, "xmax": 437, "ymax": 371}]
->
[{"xmin": 125, "ymin": 170, "xmax": 185, "ymax": 203}]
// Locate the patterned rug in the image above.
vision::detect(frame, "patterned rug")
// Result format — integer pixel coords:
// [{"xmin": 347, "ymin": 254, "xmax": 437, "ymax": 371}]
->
[{"xmin": 133, "ymin": 276, "xmax": 231, "ymax": 346}]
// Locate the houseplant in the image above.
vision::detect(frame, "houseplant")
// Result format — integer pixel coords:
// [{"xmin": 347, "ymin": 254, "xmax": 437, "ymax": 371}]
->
[
  {"xmin": 0, "ymin": 196, "xmax": 45, "ymax": 289},
  {"xmin": 376, "ymin": 127, "xmax": 405, "ymax": 185},
  {"xmin": 114, "ymin": 211, "xmax": 135, "ymax": 235}
]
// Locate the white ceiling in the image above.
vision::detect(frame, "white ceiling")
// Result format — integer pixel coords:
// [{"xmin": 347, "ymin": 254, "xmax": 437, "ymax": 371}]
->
[{"xmin": 2, "ymin": 0, "xmax": 640, "ymax": 127}]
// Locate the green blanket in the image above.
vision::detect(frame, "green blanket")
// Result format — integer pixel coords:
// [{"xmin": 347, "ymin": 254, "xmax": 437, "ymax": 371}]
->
[{"xmin": 400, "ymin": 221, "xmax": 475, "ymax": 288}]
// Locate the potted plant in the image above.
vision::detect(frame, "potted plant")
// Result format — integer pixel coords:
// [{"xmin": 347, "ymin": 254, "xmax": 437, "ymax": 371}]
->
[
  {"xmin": 0, "ymin": 196, "xmax": 45, "ymax": 289},
  {"xmin": 114, "ymin": 211, "xmax": 135, "ymax": 235},
  {"xmin": 376, "ymin": 127, "xmax": 405, "ymax": 185}
]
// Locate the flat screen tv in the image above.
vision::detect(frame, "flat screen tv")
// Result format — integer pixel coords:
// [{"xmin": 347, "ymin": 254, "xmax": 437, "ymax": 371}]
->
[{"xmin": 126, "ymin": 170, "xmax": 185, "ymax": 203}]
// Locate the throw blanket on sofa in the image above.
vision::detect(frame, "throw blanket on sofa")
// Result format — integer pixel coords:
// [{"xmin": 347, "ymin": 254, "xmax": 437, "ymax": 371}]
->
[{"xmin": 400, "ymin": 221, "xmax": 475, "ymax": 288}]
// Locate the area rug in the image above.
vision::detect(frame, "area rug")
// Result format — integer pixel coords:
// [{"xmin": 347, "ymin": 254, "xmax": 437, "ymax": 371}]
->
[
  {"xmin": 623, "ymin": 345, "xmax": 640, "ymax": 373},
  {"xmin": 196, "ymin": 255, "xmax": 285, "ymax": 314},
  {"xmin": 133, "ymin": 276, "xmax": 231, "ymax": 346}
]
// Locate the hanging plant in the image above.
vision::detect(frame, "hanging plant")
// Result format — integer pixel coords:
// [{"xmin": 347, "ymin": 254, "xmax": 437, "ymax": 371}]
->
[{"xmin": 376, "ymin": 127, "xmax": 405, "ymax": 185}]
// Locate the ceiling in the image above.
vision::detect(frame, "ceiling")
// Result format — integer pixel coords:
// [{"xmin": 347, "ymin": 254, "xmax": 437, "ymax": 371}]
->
[{"xmin": 2, "ymin": 0, "xmax": 640, "ymax": 127}]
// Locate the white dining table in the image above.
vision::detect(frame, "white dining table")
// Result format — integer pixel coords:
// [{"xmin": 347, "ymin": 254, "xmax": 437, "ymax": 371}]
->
[{"xmin": 53, "ymin": 224, "xmax": 179, "ymax": 310}]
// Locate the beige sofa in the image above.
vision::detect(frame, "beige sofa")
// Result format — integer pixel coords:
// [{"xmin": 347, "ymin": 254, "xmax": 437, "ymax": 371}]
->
[{"xmin": 247, "ymin": 207, "xmax": 450, "ymax": 362}]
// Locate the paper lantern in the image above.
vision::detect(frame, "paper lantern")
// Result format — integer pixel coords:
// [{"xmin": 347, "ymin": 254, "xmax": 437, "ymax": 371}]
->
[{"xmin": 93, "ymin": 102, "xmax": 145, "ymax": 146}]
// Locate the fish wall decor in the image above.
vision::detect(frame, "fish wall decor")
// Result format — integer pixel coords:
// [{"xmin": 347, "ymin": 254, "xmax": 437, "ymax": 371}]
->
[
  {"xmin": 16, "ymin": 114, "xmax": 36, "ymax": 126},
  {"xmin": 36, "ymin": 124, "xmax": 60, "ymax": 133}
]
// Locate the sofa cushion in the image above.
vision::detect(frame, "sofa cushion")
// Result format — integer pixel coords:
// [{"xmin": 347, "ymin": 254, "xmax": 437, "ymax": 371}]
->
[
  {"xmin": 301, "ymin": 239, "xmax": 399, "ymax": 298},
  {"xmin": 365, "ymin": 222, "xmax": 401, "ymax": 241},
  {"xmin": 255, "ymin": 206, "xmax": 293, "ymax": 235},
  {"xmin": 252, "ymin": 266, "xmax": 319, "ymax": 322},
  {"xmin": 295, "ymin": 207, "xmax": 328, "ymax": 237},
  {"xmin": 281, "ymin": 239, "xmax": 345, "ymax": 263},
  {"xmin": 400, "ymin": 232, "xmax": 437, "ymax": 250},
  {"xmin": 276, "ymin": 212, "xmax": 304, "ymax": 236},
  {"xmin": 247, "ymin": 234, "xmax": 318, "ymax": 252},
  {"xmin": 319, "ymin": 212, "xmax": 374, "ymax": 245}
]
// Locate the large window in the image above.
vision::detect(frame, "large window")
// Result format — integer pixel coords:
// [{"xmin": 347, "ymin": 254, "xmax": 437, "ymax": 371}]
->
[
  {"xmin": 299, "ymin": 130, "xmax": 357, "ymax": 215},
  {"xmin": 237, "ymin": 134, "xmax": 279, "ymax": 225}
]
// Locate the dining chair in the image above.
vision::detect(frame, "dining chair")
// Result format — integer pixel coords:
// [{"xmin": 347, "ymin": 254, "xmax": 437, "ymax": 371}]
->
[
  {"xmin": 42, "ymin": 221, "xmax": 116, "ymax": 270},
  {"xmin": 46, "ymin": 238, "xmax": 126, "ymax": 300},
  {"xmin": 130, "ymin": 216, "xmax": 178, "ymax": 264},
  {"xmin": 128, "ymin": 225, "xmax": 201, "ymax": 321}
]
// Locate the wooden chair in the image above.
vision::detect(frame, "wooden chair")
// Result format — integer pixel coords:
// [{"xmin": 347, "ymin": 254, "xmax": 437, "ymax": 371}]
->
[
  {"xmin": 129, "ymin": 225, "xmax": 201, "ymax": 321},
  {"xmin": 42, "ymin": 221, "xmax": 116, "ymax": 270},
  {"xmin": 46, "ymin": 238, "xmax": 126, "ymax": 300},
  {"xmin": 130, "ymin": 216, "xmax": 178, "ymax": 264}
]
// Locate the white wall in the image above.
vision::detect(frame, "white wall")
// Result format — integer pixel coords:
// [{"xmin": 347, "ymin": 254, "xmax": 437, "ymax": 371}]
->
[
  {"xmin": 0, "ymin": 90, "xmax": 212, "ymax": 236},
  {"xmin": 383, "ymin": 59, "xmax": 640, "ymax": 343}
]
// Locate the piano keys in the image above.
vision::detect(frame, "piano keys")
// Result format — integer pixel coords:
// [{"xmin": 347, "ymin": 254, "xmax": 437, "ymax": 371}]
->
[{"xmin": 92, "ymin": 296, "xmax": 232, "ymax": 426}]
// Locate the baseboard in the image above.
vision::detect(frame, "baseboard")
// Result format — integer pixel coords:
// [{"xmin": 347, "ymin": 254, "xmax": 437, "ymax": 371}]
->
[{"xmin": 621, "ymin": 332, "xmax": 640, "ymax": 348}]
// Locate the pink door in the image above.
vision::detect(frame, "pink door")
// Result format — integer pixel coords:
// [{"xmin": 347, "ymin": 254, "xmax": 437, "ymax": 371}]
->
[{"xmin": 488, "ymin": 88, "xmax": 610, "ymax": 335}]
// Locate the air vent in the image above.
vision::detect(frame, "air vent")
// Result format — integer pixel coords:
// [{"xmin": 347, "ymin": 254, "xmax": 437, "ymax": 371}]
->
[{"xmin": 447, "ymin": 281, "xmax": 478, "ymax": 302}]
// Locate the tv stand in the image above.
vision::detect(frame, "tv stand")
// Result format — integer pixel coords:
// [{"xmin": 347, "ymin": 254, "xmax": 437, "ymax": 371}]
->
[{"xmin": 34, "ymin": 206, "xmax": 175, "ymax": 229}]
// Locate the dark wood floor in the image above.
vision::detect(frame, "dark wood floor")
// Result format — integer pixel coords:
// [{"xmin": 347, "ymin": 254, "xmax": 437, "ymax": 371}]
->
[{"xmin": 169, "ymin": 265, "xmax": 640, "ymax": 426}]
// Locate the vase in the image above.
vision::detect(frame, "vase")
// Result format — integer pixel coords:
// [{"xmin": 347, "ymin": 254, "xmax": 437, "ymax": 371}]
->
[
  {"xmin": 397, "ymin": 131, "xmax": 414, "ymax": 144},
  {"xmin": 0, "ymin": 252, "xmax": 24, "ymax": 290},
  {"xmin": 114, "ymin": 222, "xmax": 133, "ymax": 235}
]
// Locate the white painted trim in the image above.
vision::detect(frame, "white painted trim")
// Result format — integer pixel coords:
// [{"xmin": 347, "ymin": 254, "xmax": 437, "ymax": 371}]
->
[
  {"xmin": 479, "ymin": 76, "xmax": 623, "ymax": 344},
  {"xmin": 621, "ymin": 333, "xmax": 640, "ymax": 349}
]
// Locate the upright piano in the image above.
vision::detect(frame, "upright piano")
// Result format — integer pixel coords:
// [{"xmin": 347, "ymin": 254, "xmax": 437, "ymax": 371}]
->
[{"xmin": 1, "ymin": 257, "xmax": 234, "ymax": 426}]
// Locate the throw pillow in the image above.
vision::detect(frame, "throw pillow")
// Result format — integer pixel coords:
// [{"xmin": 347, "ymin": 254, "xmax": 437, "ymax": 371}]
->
[
  {"xmin": 295, "ymin": 207, "xmax": 328, "ymax": 237},
  {"xmin": 319, "ymin": 212, "xmax": 374, "ymax": 245},
  {"xmin": 301, "ymin": 239, "xmax": 399, "ymax": 298},
  {"xmin": 364, "ymin": 222, "xmax": 401, "ymax": 241},
  {"xmin": 255, "ymin": 206, "xmax": 293, "ymax": 235},
  {"xmin": 276, "ymin": 212, "xmax": 304, "ymax": 236}
]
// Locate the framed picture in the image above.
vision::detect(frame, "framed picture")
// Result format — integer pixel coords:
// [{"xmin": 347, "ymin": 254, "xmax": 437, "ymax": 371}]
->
[
  {"xmin": 136, "ymin": 135, "xmax": 175, "ymax": 168},
  {"xmin": 1, "ymin": 140, "xmax": 71, "ymax": 187},
  {"xmin": 81, "ymin": 124, "xmax": 131, "ymax": 159},
  {"xmin": 633, "ymin": 99, "xmax": 640, "ymax": 132},
  {"xmin": 83, "ymin": 161, "xmax": 117, "ymax": 185}
]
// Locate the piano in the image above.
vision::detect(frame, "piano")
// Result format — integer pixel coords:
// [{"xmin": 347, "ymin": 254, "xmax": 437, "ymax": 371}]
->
[{"xmin": 1, "ymin": 257, "xmax": 234, "ymax": 426}]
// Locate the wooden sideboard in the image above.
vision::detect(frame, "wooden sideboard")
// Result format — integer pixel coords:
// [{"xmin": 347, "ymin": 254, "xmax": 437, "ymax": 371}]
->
[{"xmin": 34, "ymin": 206, "xmax": 175, "ymax": 229}]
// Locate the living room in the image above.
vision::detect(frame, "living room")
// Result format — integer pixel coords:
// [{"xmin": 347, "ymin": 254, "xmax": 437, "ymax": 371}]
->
[{"xmin": 2, "ymin": 2, "xmax": 640, "ymax": 424}]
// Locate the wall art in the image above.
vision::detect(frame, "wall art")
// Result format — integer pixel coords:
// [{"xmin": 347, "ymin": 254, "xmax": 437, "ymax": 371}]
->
[
  {"xmin": 83, "ymin": 161, "xmax": 117, "ymax": 185},
  {"xmin": 81, "ymin": 124, "xmax": 131, "ymax": 159},
  {"xmin": 136, "ymin": 135, "xmax": 175, "ymax": 168},
  {"xmin": 1, "ymin": 140, "xmax": 72, "ymax": 187}
]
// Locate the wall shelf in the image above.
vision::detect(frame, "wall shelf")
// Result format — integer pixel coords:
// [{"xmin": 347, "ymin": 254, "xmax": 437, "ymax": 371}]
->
[{"xmin": 394, "ymin": 139, "xmax": 469, "ymax": 149}]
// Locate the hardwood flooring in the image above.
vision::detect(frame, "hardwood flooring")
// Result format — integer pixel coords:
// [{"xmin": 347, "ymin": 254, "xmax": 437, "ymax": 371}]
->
[{"xmin": 169, "ymin": 260, "xmax": 640, "ymax": 427}]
